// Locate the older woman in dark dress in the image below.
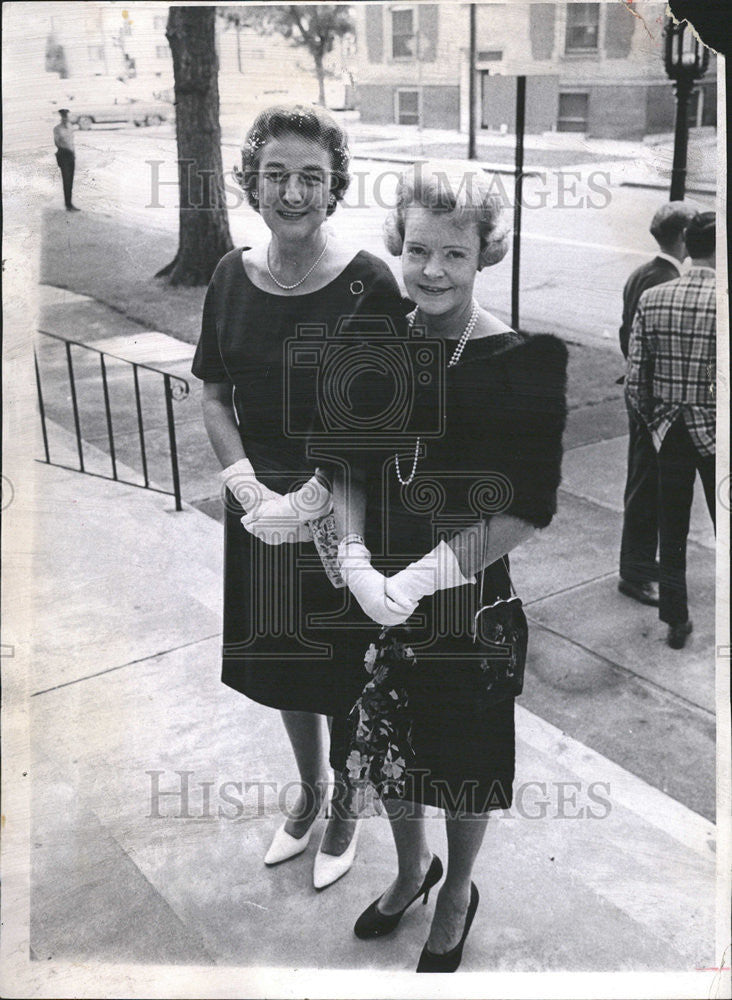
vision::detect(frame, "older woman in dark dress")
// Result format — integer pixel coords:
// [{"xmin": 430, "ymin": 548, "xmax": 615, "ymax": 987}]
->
[
  {"xmin": 331, "ymin": 162, "xmax": 567, "ymax": 970},
  {"xmin": 192, "ymin": 105, "xmax": 407, "ymax": 888}
]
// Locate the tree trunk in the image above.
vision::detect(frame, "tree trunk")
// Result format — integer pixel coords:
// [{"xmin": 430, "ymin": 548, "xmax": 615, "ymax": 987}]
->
[
  {"xmin": 157, "ymin": 7, "xmax": 233, "ymax": 286},
  {"xmin": 314, "ymin": 51, "xmax": 326, "ymax": 106}
]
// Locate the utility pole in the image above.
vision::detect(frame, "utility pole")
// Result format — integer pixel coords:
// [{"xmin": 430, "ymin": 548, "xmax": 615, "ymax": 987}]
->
[
  {"xmin": 467, "ymin": 4, "xmax": 477, "ymax": 159},
  {"xmin": 511, "ymin": 75, "xmax": 526, "ymax": 332}
]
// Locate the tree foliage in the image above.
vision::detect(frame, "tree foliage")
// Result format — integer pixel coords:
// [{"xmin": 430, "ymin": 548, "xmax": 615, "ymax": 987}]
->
[{"xmin": 219, "ymin": 5, "xmax": 354, "ymax": 106}]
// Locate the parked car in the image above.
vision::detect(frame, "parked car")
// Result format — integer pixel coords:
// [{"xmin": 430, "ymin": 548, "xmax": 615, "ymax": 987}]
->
[{"xmin": 68, "ymin": 97, "xmax": 171, "ymax": 129}]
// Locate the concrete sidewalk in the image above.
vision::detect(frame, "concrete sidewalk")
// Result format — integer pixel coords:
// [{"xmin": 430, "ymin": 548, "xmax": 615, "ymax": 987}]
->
[{"xmin": 18, "ymin": 429, "xmax": 718, "ymax": 990}]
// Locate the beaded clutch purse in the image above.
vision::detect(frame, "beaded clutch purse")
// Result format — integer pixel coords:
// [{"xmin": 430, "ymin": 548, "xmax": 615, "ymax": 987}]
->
[{"xmin": 307, "ymin": 512, "xmax": 346, "ymax": 588}]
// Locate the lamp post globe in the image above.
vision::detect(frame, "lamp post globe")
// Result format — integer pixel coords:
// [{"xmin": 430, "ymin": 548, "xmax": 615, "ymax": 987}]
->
[{"xmin": 663, "ymin": 17, "xmax": 710, "ymax": 201}]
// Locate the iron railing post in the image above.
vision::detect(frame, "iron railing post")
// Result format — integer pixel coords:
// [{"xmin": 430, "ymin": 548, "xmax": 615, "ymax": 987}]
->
[
  {"xmin": 132, "ymin": 364, "xmax": 150, "ymax": 488},
  {"xmin": 65, "ymin": 340, "xmax": 85, "ymax": 472},
  {"xmin": 164, "ymin": 374, "xmax": 183, "ymax": 512},
  {"xmin": 99, "ymin": 353, "xmax": 118, "ymax": 481},
  {"xmin": 34, "ymin": 349, "xmax": 50, "ymax": 464}
]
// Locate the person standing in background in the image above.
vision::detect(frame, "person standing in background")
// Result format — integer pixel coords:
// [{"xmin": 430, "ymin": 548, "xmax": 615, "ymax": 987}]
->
[
  {"xmin": 618, "ymin": 201, "xmax": 696, "ymax": 606},
  {"xmin": 53, "ymin": 109, "xmax": 80, "ymax": 212},
  {"xmin": 625, "ymin": 211, "xmax": 716, "ymax": 649}
]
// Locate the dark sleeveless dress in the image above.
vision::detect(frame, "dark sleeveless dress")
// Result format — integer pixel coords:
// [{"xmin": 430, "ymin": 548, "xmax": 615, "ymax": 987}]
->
[
  {"xmin": 192, "ymin": 247, "xmax": 407, "ymax": 716},
  {"xmin": 329, "ymin": 330, "xmax": 568, "ymax": 812}
]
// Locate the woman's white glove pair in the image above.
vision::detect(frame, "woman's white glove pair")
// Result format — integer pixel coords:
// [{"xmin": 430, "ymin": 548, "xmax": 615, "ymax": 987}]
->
[
  {"xmin": 220, "ymin": 459, "xmax": 332, "ymax": 545},
  {"xmin": 338, "ymin": 538, "xmax": 475, "ymax": 627}
]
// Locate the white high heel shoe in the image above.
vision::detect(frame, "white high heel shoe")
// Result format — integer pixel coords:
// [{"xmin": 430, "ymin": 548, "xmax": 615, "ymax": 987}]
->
[
  {"xmin": 264, "ymin": 819, "xmax": 316, "ymax": 866},
  {"xmin": 312, "ymin": 819, "xmax": 361, "ymax": 890},
  {"xmin": 264, "ymin": 782, "xmax": 330, "ymax": 866}
]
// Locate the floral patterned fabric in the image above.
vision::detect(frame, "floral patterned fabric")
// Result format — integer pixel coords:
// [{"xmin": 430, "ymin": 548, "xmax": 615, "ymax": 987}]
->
[{"xmin": 344, "ymin": 631, "xmax": 417, "ymax": 815}]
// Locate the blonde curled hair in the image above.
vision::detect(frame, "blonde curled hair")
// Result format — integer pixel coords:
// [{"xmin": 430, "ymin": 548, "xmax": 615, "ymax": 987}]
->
[{"xmin": 384, "ymin": 161, "xmax": 510, "ymax": 269}]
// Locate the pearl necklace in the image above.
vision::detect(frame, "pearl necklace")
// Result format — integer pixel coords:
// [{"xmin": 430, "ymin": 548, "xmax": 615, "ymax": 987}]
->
[
  {"xmin": 266, "ymin": 234, "xmax": 329, "ymax": 290},
  {"xmin": 395, "ymin": 299, "xmax": 480, "ymax": 486}
]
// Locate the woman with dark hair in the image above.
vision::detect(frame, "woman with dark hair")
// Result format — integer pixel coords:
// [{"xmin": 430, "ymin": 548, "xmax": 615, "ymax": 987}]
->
[
  {"xmin": 331, "ymin": 161, "xmax": 568, "ymax": 970},
  {"xmin": 191, "ymin": 105, "xmax": 409, "ymax": 888}
]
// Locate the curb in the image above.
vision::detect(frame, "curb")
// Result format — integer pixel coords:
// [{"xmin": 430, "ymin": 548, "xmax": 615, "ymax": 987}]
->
[
  {"xmin": 619, "ymin": 180, "xmax": 716, "ymax": 196},
  {"xmin": 349, "ymin": 151, "xmax": 539, "ymax": 177}
]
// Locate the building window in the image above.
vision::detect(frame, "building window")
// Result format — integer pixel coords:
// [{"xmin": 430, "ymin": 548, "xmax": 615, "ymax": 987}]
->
[
  {"xmin": 153, "ymin": 15, "xmax": 167, "ymax": 30},
  {"xmin": 565, "ymin": 3, "xmax": 600, "ymax": 52},
  {"xmin": 87, "ymin": 45, "xmax": 104, "ymax": 61},
  {"xmin": 391, "ymin": 7, "xmax": 415, "ymax": 60},
  {"xmin": 395, "ymin": 88, "xmax": 420, "ymax": 125},
  {"xmin": 478, "ymin": 50, "xmax": 503, "ymax": 62},
  {"xmin": 557, "ymin": 92, "xmax": 589, "ymax": 131},
  {"xmin": 156, "ymin": 45, "xmax": 169, "ymax": 59}
]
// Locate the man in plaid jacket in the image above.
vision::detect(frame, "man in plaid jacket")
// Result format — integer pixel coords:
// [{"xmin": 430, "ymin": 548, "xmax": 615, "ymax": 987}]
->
[{"xmin": 625, "ymin": 212, "xmax": 716, "ymax": 648}]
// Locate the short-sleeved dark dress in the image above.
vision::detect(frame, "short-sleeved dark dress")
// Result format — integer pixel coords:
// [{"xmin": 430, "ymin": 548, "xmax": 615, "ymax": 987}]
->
[
  {"xmin": 329, "ymin": 329, "xmax": 568, "ymax": 813},
  {"xmin": 192, "ymin": 247, "xmax": 406, "ymax": 717}
]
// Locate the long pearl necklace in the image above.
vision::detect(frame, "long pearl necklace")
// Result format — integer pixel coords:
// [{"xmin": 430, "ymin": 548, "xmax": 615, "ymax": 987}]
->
[
  {"xmin": 266, "ymin": 234, "xmax": 329, "ymax": 290},
  {"xmin": 395, "ymin": 299, "xmax": 480, "ymax": 486}
]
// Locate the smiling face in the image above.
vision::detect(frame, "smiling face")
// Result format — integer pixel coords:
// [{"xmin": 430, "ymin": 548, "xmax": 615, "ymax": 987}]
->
[
  {"xmin": 256, "ymin": 134, "xmax": 332, "ymax": 241},
  {"xmin": 401, "ymin": 205, "xmax": 481, "ymax": 318}
]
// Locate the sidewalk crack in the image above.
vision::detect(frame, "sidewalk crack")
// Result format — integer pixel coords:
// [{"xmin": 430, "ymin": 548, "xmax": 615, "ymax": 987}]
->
[{"xmin": 31, "ymin": 633, "xmax": 221, "ymax": 697}]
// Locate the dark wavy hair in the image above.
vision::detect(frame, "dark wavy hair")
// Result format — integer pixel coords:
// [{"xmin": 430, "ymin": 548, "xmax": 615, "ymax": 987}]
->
[
  {"xmin": 236, "ymin": 104, "xmax": 350, "ymax": 216},
  {"xmin": 684, "ymin": 210, "xmax": 715, "ymax": 258}
]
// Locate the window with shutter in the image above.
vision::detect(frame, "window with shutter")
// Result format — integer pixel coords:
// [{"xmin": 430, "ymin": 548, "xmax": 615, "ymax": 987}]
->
[
  {"xmin": 565, "ymin": 3, "xmax": 600, "ymax": 53},
  {"xmin": 392, "ymin": 8, "xmax": 415, "ymax": 60}
]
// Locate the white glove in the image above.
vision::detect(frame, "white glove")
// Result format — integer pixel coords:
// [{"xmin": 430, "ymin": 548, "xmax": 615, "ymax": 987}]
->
[
  {"xmin": 242, "ymin": 474, "xmax": 332, "ymax": 526},
  {"xmin": 241, "ymin": 516, "xmax": 313, "ymax": 546},
  {"xmin": 385, "ymin": 540, "xmax": 475, "ymax": 606},
  {"xmin": 338, "ymin": 538, "xmax": 417, "ymax": 627},
  {"xmin": 220, "ymin": 458, "xmax": 281, "ymax": 513}
]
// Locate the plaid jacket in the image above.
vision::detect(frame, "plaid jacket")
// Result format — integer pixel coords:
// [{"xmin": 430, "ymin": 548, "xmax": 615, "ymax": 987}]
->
[{"xmin": 625, "ymin": 266, "xmax": 716, "ymax": 456}]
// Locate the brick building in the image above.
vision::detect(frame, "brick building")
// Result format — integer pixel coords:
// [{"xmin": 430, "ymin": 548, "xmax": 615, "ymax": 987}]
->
[{"xmin": 352, "ymin": 2, "xmax": 717, "ymax": 139}]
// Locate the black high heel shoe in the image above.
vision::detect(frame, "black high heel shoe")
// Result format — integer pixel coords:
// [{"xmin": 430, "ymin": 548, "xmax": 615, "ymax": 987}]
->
[
  {"xmin": 416, "ymin": 882, "xmax": 479, "ymax": 973},
  {"xmin": 353, "ymin": 855, "xmax": 443, "ymax": 939}
]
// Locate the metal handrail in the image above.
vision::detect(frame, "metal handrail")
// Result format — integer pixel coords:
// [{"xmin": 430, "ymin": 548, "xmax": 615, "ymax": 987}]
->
[{"xmin": 35, "ymin": 329, "xmax": 189, "ymax": 511}]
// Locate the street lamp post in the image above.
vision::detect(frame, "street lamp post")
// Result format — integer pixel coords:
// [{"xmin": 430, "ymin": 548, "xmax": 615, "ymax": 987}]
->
[{"xmin": 664, "ymin": 17, "xmax": 709, "ymax": 201}]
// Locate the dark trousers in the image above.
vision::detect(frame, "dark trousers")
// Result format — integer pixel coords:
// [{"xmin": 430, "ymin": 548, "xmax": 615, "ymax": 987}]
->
[
  {"xmin": 657, "ymin": 418, "xmax": 715, "ymax": 625},
  {"xmin": 55, "ymin": 148, "xmax": 75, "ymax": 207},
  {"xmin": 620, "ymin": 409, "xmax": 659, "ymax": 584}
]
